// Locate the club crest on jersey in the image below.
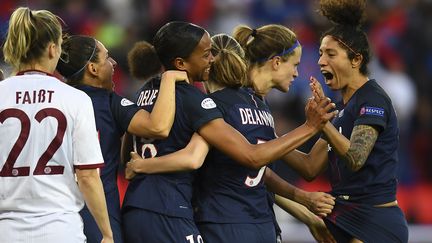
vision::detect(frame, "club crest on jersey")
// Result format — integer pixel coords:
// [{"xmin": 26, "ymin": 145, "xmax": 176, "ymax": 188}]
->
[
  {"xmin": 121, "ymin": 98, "xmax": 134, "ymax": 106},
  {"xmin": 201, "ymin": 98, "xmax": 217, "ymax": 109},
  {"xmin": 360, "ymin": 106, "xmax": 384, "ymax": 117}
]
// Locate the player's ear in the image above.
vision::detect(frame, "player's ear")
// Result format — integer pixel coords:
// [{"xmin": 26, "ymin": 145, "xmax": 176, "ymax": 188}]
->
[
  {"xmin": 88, "ymin": 62, "xmax": 98, "ymax": 76},
  {"xmin": 48, "ymin": 42, "xmax": 58, "ymax": 59},
  {"xmin": 271, "ymin": 56, "xmax": 281, "ymax": 70},
  {"xmin": 173, "ymin": 57, "xmax": 187, "ymax": 71}
]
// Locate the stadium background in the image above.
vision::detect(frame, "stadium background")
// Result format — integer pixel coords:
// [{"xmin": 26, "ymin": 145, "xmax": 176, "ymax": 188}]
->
[{"xmin": 1, "ymin": 0, "xmax": 431, "ymax": 242}]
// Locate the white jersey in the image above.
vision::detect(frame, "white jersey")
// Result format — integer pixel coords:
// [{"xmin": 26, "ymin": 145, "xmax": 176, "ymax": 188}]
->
[{"xmin": 0, "ymin": 72, "xmax": 103, "ymax": 216}]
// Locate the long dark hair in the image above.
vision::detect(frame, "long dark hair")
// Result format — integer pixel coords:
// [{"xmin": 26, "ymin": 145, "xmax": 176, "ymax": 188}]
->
[
  {"xmin": 56, "ymin": 35, "xmax": 99, "ymax": 85},
  {"xmin": 128, "ymin": 21, "xmax": 207, "ymax": 79},
  {"xmin": 319, "ymin": 0, "xmax": 371, "ymax": 75}
]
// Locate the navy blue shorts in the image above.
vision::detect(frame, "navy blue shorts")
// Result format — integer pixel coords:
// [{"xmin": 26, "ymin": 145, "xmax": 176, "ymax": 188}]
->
[
  {"xmin": 123, "ymin": 207, "xmax": 202, "ymax": 243},
  {"xmin": 80, "ymin": 208, "xmax": 123, "ymax": 243},
  {"xmin": 324, "ymin": 199, "xmax": 408, "ymax": 243},
  {"xmin": 197, "ymin": 221, "xmax": 276, "ymax": 243}
]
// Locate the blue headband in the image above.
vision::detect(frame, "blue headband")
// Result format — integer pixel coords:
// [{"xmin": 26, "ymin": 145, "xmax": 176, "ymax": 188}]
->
[{"xmin": 256, "ymin": 40, "xmax": 300, "ymax": 63}]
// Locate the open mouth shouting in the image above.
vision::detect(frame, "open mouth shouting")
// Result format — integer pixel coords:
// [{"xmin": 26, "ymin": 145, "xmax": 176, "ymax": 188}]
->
[{"xmin": 321, "ymin": 70, "xmax": 334, "ymax": 85}]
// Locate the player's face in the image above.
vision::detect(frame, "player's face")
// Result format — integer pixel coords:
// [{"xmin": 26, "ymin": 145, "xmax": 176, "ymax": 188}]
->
[
  {"xmin": 272, "ymin": 46, "xmax": 302, "ymax": 93},
  {"xmin": 182, "ymin": 32, "xmax": 214, "ymax": 83},
  {"xmin": 94, "ymin": 41, "xmax": 117, "ymax": 91},
  {"xmin": 318, "ymin": 35, "xmax": 353, "ymax": 91}
]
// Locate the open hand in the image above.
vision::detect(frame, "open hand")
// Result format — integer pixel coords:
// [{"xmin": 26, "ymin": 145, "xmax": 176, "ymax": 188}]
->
[
  {"xmin": 305, "ymin": 97, "xmax": 338, "ymax": 131},
  {"xmin": 309, "ymin": 76, "xmax": 325, "ymax": 102}
]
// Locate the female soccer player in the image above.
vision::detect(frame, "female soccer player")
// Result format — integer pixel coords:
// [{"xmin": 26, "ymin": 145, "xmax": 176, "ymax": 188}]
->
[
  {"xmin": 0, "ymin": 7, "xmax": 112, "ymax": 243},
  {"xmin": 121, "ymin": 21, "xmax": 336, "ymax": 243},
  {"xmin": 282, "ymin": 0, "xmax": 409, "ymax": 242},
  {"xmin": 126, "ymin": 32, "xmax": 336, "ymax": 243},
  {"xmin": 56, "ymin": 35, "xmax": 188, "ymax": 243}
]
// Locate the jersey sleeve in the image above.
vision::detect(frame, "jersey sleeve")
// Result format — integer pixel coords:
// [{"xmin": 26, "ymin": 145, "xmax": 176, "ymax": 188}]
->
[
  {"xmin": 353, "ymin": 91, "xmax": 390, "ymax": 131},
  {"xmin": 73, "ymin": 94, "xmax": 104, "ymax": 169},
  {"xmin": 182, "ymin": 88, "xmax": 223, "ymax": 131},
  {"xmin": 110, "ymin": 92, "xmax": 141, "ymax": 133}
]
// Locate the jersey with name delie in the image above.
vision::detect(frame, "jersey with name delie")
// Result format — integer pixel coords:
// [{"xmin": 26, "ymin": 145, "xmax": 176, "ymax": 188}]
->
[
  {"xmin": 122, "ymin": 77, "xmax": 222, "ymax": 219},
  {"xmin": 77, "ymin": 85, "xmax": 140, "ymax": 219},
  {"xmin": 194, "ymin": 87, "xmax": 276, "ymax": 224},
  {"xmin": 0, "ymin": 72, "xmax": 104, "ymax": 216},
  {"xmin": 327, "ymin": 79, "xmax": 399, "ymax": 205}
]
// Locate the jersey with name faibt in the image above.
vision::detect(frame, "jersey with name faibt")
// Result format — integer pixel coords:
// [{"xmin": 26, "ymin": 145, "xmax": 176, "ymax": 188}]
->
[
  {"xmin": 327, "ymin": 79, "xmax": 399, "ymax": 205},
  {"xmin": 194, "ymin": 87, "xmax": 276, "ymax": 223},
  {"xmin": 122, "ymin": 77, "xmax": 222, "ymax": 219},
  {"xmin": 0, "ymin": 72, "xmax": 103, "ymax": 217}
]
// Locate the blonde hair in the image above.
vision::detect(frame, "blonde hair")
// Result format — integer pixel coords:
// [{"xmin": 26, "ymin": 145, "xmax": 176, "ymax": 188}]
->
[
  {"xmin": 233, "ymin": 24, "xmax": 298, "ymax": 67},
  {"xmin": 210, "ymin": 34, "xmax": 248, "ymax": 88},
  {"xmin": 3, "ymin": 7, "xmax": 62, "ymax": 70}
]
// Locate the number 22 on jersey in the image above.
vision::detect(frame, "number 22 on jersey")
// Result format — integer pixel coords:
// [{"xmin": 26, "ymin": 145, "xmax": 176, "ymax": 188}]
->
[{"xmin": 0, "ymin": 108, "xmax": 66, "ymax": 177}]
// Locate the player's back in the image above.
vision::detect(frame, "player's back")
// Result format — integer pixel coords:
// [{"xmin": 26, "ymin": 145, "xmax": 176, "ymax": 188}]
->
[{"xmin": 0, "ymin": 72, "xmax": 101, "ymax": 216}]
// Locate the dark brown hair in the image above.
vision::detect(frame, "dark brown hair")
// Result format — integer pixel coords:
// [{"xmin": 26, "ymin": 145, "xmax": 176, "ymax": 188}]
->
[
  {"xmin": 233, "ymin": 24, "xmax": 298, "ymax": 67},
  {"xmin": 319, "ymin": 0, "xmax": 371, "ymax": 75},
  {"xmin": 56, "ymin": 35, "xmax": 99, "ymax": 85}
]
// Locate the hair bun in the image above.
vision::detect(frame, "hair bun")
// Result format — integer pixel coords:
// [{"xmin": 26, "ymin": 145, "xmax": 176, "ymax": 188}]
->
[{"xmin": 319, "ymin": 0, "xmax": 366, "ymax": 27}]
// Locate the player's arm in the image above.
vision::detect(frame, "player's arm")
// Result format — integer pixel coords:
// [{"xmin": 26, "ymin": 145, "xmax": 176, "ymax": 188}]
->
[
  {"xmin": 280, "ymin": 138, "xmax": 329, "ymax": 181},
  {"xmin": 75, "ymin": 168, "xmax": 113, "ymax": 243},
  {"xmin": 197, "ymin": 98, "xmax": 337, "ymax": 170},
  {"xmin": 264, "ymin": 168, "xmax": 335, "ymax": 217},
  {"xmin": 121, "ymin": 133, "xmax": 133, "ymax": 165},
  {"xmin": 127, "ymin": 70, "xmax": 189, "ymax": 138},
  {"xmin": 323, "ymin": 123, "xmax": 378, "ymax": 171},
  {"xmin": 125, "ymin": 133, "xmax": 209, "ymax": 179},
  {"xmin": 274, "ymin": 195, "xmax": 336, "ymax": 243},
  {"xmin": 310, "ymin": 76, "xmax": 379, "ymax": 171}
]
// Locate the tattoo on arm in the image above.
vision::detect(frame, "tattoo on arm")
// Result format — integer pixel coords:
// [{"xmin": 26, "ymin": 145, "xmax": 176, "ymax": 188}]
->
[{"xmin": 344, "ymin": 125, "xmax": 379, "ymax": 171}]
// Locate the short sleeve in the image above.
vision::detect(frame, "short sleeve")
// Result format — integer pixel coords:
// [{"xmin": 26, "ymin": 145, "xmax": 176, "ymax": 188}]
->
[
  {"xmin": 182, "ymin": 88, "xmax": 223, "ymax": 131},
  {"xmin": 354, "ymin": 92, "xmax": 390, "ymax": 131},
  {"xmin": 110, "ymin": 92, "xmax": 141, "ymax": 133},
  {"xmin": 73, "ymin": 95, "xmax": 104, "ymax": 169}
]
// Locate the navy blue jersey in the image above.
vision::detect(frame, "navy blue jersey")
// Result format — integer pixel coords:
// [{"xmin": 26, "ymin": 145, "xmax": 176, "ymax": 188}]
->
[
  {"xmin": 78, "ymin": 85, "xmax": 140, "ymax": 243},
  {"xmin": 122, "ymin": 77, "xmax": 222, "ymax": 219},
  {"xmin": 194, "ymin": 87, "xmax": 276, "ymax": 224},
  {"xmin": 327, "ymin": 80, "xmax": 399, "ymax": 205}
]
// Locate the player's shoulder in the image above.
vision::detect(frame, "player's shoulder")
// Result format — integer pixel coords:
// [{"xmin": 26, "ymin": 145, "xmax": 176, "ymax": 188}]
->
[{"xmin": 356, "ymin": 79, "xmax": 392, "ymax": 104}]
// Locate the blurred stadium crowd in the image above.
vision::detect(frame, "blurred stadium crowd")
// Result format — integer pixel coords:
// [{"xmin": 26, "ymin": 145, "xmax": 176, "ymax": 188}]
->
[{"xmin": 1, "ymin": 0, "xmax": 432, "ymax": 225}]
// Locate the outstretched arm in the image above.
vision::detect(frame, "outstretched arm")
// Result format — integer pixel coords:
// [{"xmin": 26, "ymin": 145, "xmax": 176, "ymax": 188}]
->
[
  {"xmin": 127, "ymin": 70, "xmax": 189, "ymax": 138},
  {"xmin": 198, "ymin": 98, "xmax": 337, "ymax": 170},
  {"xmin": 125, "ymin": 133, "xmax": 209, "ymax": 179},
  {"xmin": 264, "ymin": 168, "xmax": 335, "ymax": 217},
  {"xmin": 281, "ymin": 138, "xmax": 329, "ymax": 181},
  {"xmin": 274, "ymin": 195, "xmax": 336, "ymax": 243},
  {"xmin": 310, "ymin": 76, "xmax": 379, "ymax": 171}
]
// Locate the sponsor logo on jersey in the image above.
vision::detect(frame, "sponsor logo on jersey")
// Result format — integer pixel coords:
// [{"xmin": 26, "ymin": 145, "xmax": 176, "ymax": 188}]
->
[
  {"xmin": 121, "ymin": 98, "xmax": 134, "ymax": 106},
  {"xmin": 360, "ymin": 106, "xmax": 384, "ymax": 117},
  {"xmin": 201, "ymin": 98, "xmax": 217, "ymax": 109}
]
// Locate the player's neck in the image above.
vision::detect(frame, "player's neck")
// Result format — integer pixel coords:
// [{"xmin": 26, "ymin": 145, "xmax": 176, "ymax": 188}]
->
[{"xmin": 19, "ymin": 62, "xmax": 54, "ymax": 75}]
